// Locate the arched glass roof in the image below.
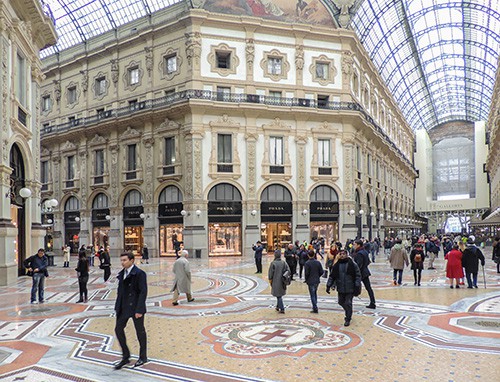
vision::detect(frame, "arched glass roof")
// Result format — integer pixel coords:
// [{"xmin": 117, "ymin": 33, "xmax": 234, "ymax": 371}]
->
[
  {"xmin": 39, "ymin": 0, "xmax": 184, "ymax": 58},
  {"xmin": 350, "ymin": 0, "xmax": 500, "ymax": 130}
]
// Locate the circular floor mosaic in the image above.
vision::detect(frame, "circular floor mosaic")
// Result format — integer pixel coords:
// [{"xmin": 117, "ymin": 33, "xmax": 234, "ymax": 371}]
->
[{"xmin": 202, "ymin": 317, "xmax": 361, "ymax": 358}]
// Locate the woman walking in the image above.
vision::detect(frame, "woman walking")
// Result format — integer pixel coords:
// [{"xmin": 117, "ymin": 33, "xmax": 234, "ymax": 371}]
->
[
  {"xmin": 268, "ymin": 249, "xmax": 290, "ymax": 314},
  {"xmin": 75, "ymin": 251, "xmax": 89, "ymax": 302},
  {"xmin": 389, "ymin": 239, "xmax": 409, "ymax": 286},
  {"xmin": 446, "ymin": 244, "xmax": 464, "ymax": 288},
  {"xmin": 141, "ymin": 244, "xmax": 149, "ymax": 264},
  {"xmin": 99, "ymin": 248, "xmax": 111, "ymax": 283},
  {"xmin": 297, "ymin": 244, "xmax": 308, "ymax": 279},
  {"xmin": 410, "ymin": 243, "xmax": 425, "ymax": 286}
]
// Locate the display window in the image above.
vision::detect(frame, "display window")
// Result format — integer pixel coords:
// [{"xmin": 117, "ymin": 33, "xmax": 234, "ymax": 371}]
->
[
  {"xmin": 310, "ymin": 222, "xmax": 338, "ymax": 246},
  {"xmin": 93, "ymin": 227, "xmax": 110, "ymax": 251},
  {"xmin": 65, "ymin": 229, "xmax": 80, "ymax": 253},
  {"xmin": 159, "ymin": 224, "xmax": 183, "ymax": 256},
  {"xmin": 208, "ymin": 223, "xmax": 241, "ymax": 256},
  {"xmin": 124, "ymin": 226, "xmax": 144, "ymax": 256},
  {"xmin": 260, "ymin": 222, "xmax": 292, "ymax": 252}
]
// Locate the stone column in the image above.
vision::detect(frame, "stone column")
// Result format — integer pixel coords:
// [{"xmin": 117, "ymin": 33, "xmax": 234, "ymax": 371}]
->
[
  {"xmin": 0, "ymin": 166, "xmax": 17, "ymax": 285},
  {"xmin": 107, "ymin": 208, "xmax": 122, "ymax": 259},
  {"xmin": 244, "ymin": 132, "xmax": 259, "ymax": 257}
]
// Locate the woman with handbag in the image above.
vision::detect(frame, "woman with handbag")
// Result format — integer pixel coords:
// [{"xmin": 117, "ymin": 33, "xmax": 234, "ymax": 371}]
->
[
  {"xmin": 99, "ymin": 248, "xmax": 111, "ymax": 283},
  {"xmin": 75, "ymin": 251, "xmax": 89, "ymax": 302}
]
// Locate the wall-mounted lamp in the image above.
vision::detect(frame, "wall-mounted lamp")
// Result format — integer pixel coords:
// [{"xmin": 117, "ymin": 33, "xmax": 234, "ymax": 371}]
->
[
  {"xmin": 387, "ymin": 215, "xmax": 392, "ymax": 220},
  {"xmin": 47, "ymin": 219, "xmax": 53, "ymax": 224},
  {"xmin": 180, "ymin": 210, "xmax": 187, "ymax": 217},
  {"xmin": 359, "ymin": 209, "xmax": 364, "ymax": 215},
  {"xmin": 75, "ymin": 216, "xmax": 81, "ymax": 222},
  {"xmin": 251, "ymin": 209, "xmax": 257, "ymax": 216},
  {"xmin": 302, "ymin": 209, "xmax": 308, "ymax": 216},
  {"xmin": 348, "ymin": 209, "xmax": 355, "ymax": 216},
  {"xmin": 19, "ymin": 188, "xmax": 32, "ymax": 198},
  {"xmin": 370, "ymin": 212, "xmax": 375, "ymax": 217},
  {"xmin": 140, "ymin": 213, "xmax": 151, "ymax": 220},
  {"xmin": 105, "ymin": 215, "xmax": 116, "ymax": 221},
  {"xmin": 195, "ymin": 209, "xmax": 202, "ymax": 217},
  {"xmin": 380, "ymin": 213, "xmax": 384, "ymax": 219}
]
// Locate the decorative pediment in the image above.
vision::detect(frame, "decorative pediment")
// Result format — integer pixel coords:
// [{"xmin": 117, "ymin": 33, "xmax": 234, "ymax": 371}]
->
[
  {"xmin": 121, "ymin": 126, "xmax": 141, "ymax": 140},
  {"xmin": 262, "ymin": 117, "xmax": 290, "ymax": 131},
  {"xmin": 40, "ymin": 146, "xmax": 51, "ymax": 157},
  {"xmin": 89, "ymin": 134, "xmax": 107, "ymax": 146},
  {"xmin": 158, "ymin": 118, "xmax": 181, "ymax": 132},
  {"xmin": 61, "ymin": 140, "xmax": 77, "ymax": 152},
  {"xmin": 209, "ymin": 114, "xmax": 240, "ymax": 128}
]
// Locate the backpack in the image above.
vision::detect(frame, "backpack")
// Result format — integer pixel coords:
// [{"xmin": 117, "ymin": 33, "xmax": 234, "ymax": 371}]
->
[
  {"xmin": 414, "ymin": 253, "xmax": 422, "ymax": 262},
  {"xmin": 282, "ymin": 269, "xmax": 292, "ymax": 286}
]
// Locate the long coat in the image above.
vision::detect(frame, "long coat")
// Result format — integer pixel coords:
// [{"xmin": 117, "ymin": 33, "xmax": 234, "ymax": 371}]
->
[
  {"xmin": 115, "ymin": 265, "xmax": 148, "ymax": 318},
  {"xmin": 462, "ymin": 245, "xmax": 485, "ymax": 273},
  {"xmin": 446, "ymin": 249, "xmax": 464, "ymax": 278},
  {"xmin": 327, "ymin": 258, "xmax": 361, "ymax": 294},
  {"xmin": 268, "ymin": 259, "xmax": 289, "ymax": 297},
  {"xmin": 171, "ymin": 257, "xmax": 192, "ymax": 294},
  {"xmin": 389, "ymin": 245, "xmax": 409, "ymax": 270},
  {"xmin": 409, "ymin": 248, "xmax": 425, "ymax": 270}
]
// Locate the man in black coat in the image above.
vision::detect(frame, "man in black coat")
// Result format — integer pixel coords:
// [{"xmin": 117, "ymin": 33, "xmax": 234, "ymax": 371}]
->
[
  {"xmin": 462, "ymin": 238, "xmax": 485, "ymax": 288},
  {"xmin": 114, "ymin": 253, "xmax": 148, "ymax": 369},
  {"xmin": 352, "ymin": 240, "xmax": 376, "ymax": 309},
  {"xmin": 304, "ymin": 250, "xmax": 324, "ymax": 313},
  {"xmin": 284, "ymin": 244, "xmax": 298, "ymax": 280},
  {"xmin": 252, "ymin": 241, "xmax": 264, "ymax": 274}
]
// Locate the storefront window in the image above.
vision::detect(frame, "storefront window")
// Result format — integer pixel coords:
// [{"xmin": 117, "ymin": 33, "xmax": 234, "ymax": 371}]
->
[
  {"xmin": 310, "ymin": 223, "xmax": 338, "ymax": 246},
  {"xmin": 159, "ymin": 225, "xmax": 183, "ymax": 256},
  {"xmin": 124, "ymin": 226, "xmax": 143, "ymax": 255},
  {"xmin": 208, "ymin": 223, "xmax": 241, "ymax": 256},
  {"xmin": 260, "ymin": 223, "xmax": 292, "ymax": 252},
  {"xmin": 93, "ymin": 227, "xmax": 110, "ymax": 250}
]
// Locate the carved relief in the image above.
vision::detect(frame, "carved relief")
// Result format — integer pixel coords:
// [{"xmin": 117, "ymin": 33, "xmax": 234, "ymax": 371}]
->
[
  {"xmin": 341, "ymin": 51, "xmax": 354, "ymax": 77},
  {"xmin": 143, "ymin": 136, "xmax": 155, "ymax": 203},
  {"xmin": 158, "ymin": 117, "xmax": 181, "ymax": 133},
  {"xmin": 121, "ymin": 126, "xmax": 141, "ymax": 140},
  {"xmin": 61, "ymin": 140, "xmax": 77, "ymax": 152},
  {"xmin": 109, "ymin": 144, "xmax": 119, "ymax": 205},
  {"xmin": 295, "ymin": 45, "xmax": 304, "ymax": 72},
  {"xmin": 79, "ymin": 150, "xmax": 88, "ymax": 202},
  {"xmin": 297, "ymin": 142, "xmax": 306, "ymax": 199},
  {"xmin": 184, "ymin": 138, "xmax": 193, "ymax": 199},
  {"xmin": 334, "ymin": 1, "xmax": 356, "ymax": 28},
  {"xmin": 185, "ymin": 32, "xmax": 201, "ymax": 70},
  {"xmin": 246, "ymin": 38, "xmax": 255, "ymax": 73},
  {"xmin": 110, "ymin": 59, "xmax": 119, "ymax": 86},
  {"xmin": 88, "ymin": 134, "xmax": 107, "ymax": 146},
  {"xmin": 193, "ymin": 139, "xmax": 203, "ymax": 199},
  {"xmin": 245, "ymin": 134, "xmax": 257, "ymax": 199},
  {"xmin": 1, "ymin": 37, "xmax": 8, "ymax": 161},
  {"xmin": 145, "ymin": 47, "xmax": 154, "ymax": 77},
  {"xmin": 343, "ymin": 144, "xmax": 353, "ymax": 200}
]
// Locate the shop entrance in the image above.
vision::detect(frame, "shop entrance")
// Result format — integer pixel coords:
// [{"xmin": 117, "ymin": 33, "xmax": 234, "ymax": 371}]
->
[
  {"xmin": 309, "ymin": 185, "xmax": 339, "ymax": 246},
  {"xmin": 64, "ymin": 196, "xmax": 80, "ymax": 253},
  {"xmin": 123, "ymin": 190, "xmax": 144, "ymax": 256},
  {"xmin": 260, "ymin": 222, "xmax": 292, "ymax": 252},
  {"xmin": 92, "ymin": 193, "xmax": 110, "ymax": 251},
  {"xmin": 260, "ymin": 184, "xmax": 293, "ymax": 252},
  {"xmin": 158, "ymin": 186, "xmax": 184, "ymax": 257}
]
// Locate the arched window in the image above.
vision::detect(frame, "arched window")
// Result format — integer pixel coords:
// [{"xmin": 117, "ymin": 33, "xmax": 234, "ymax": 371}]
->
[
  {"xmin": 65, "ymin": 196, "xmax": 80, "ymax": 211},
  {"xmin": 124, "ymin": 190, "xmax": 143, "ymax": 206},
  {"xmin": 92, "ymin": 193, "xmax": 109, "ymax": 209},
  {"xmin": 261, "ymin": 184, "xmax": 292, "ymax": 202},
  {"xmin": 310, "ymin": 185, "xmax": 338, "ymax": 202},
  {"xmin": 159, "ymin": 186, "xmax": 183, "ymax": 204},
  {"xmin": 208, "ymin": 183, "xmax": 242, "ymax": 201}
]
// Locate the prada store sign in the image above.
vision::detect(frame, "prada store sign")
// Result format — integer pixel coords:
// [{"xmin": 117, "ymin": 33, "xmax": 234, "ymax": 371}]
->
[
  {"xmin": 261, "ymin": 202, "xmax": 293, "ymax": 216},
  {"xmin": 159, "ymin": 203, "xmax": 183, "ymax": 217},
  {"xmin": 92, "ymin": 208, "xmax": 110, "ymax": 222},
  {"xmin": 64, "ymin": 211, "xmax": 80, "ymax": 223},
  {"xmin": 310, "ymin": 202, "xmax": 339, "ymax": 215},
  {"xmin": 208, "ymin": 202, "xmax": 242, "ymax": 216},
  {"xmin": 123, "ymin": 206, "xmax": 144, "ymax": 222}
]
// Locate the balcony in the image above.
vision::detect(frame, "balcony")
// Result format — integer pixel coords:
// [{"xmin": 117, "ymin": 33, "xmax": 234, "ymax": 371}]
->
[{"xmin": 40, "ymin": 89, "xmax": 413, "ymax": 168}]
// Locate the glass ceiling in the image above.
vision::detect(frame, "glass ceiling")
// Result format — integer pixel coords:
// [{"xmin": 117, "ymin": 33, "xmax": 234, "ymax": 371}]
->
[
  {"xmin": 351, "ymin": 0, "xmax": 500, "ymax": 130},
  {"xmin": 39, "ymin": 0, "xmax": 183, "ymax": 58}
]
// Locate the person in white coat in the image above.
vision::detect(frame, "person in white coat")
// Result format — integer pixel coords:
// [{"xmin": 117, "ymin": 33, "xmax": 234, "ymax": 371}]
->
[
  {"xmin": 171, "ymin": 250, "xmax": 195, "ymax": 306},
  {"xmin": 63, "ymin": 244, "xmax": 71, "ymax": 268}
]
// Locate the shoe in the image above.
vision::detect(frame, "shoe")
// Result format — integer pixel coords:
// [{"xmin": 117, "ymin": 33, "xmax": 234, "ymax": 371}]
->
[
  {"xmin": 418, "ymin": 283, "xmax": 421, "ymax": 286},
  {"xmin": 187, "ymin": 298, "xmax": 195, "ymax": 302},
  {"xmin": 455, "ymin": 285, "xmax": 460, "ymax": 289},
  {"xmin": 30, "ymin": 301, "xmax": 37, "ymax": 304},
  {"xmin": 474, "ymin": 285, "xmax": 478, "ymax": 288},
  {"xmin": 76, "ymin": 299, "xmax": 84, "ymax": 303},
  {"xmin": 344, "ymin": 319, "xmax": 351, "ymax": 327},
  {"xmin": 366, "ymin": 304, "xmax": 376, "ymax": 309},
  {"xmin": 393, "ymin": 280, "xmax": 397, "ymax": 286},
  {"xmin": 114, "ymin": 359, "xmax": 130, "ymax": 370},
  {"xmin": 275, "ymin": 307, "xmax": 280, "ymax": 311},
  {"xmin": 414, "ymin": 282, "xmax": 417, "ymax": 286},
  {"xmin": 278, "ymin": 310, "xmax": 285, "ymax": 314},
  {"xmin": 450, "ymin": 286, "xmax": 454, "ymax": 289},
  {"xmin": 134, "ymin": 359, "xmax": 148, "ymax": 368},
  {"xmin": 310, "ymin": 310, "xmax": 318, "ymax": 314},
  {"xmin": 467, "ymin": 286, "xmax": 473, "ymax": 289},
  {"xmin": 39, "ymin": 300, "xmax": 45, "ymax": 304},
  {"xmin": 84, "ymin": 298, "xmax": 88, "ymax": 303},
  {"xmin": 172, "ymin": 302, "xmax": 179, "ymax": 306}
]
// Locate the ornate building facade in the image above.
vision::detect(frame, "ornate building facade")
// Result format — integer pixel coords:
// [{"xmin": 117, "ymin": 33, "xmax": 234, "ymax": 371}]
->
[
  {"xmin": 40, "ymin": 3, "xmax": 416, "ymax": 258},
  {"xmin": 0, "ymin": 0, "xmax": 56, "ymax": 285}
]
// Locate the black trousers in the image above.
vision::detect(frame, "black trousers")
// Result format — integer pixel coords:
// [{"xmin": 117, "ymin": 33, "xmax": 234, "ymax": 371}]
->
[
  {"xmin": 78, "ymin": 276, "xmax": 88, "ymax": 299},
  {"xmin": 362, "ymin": 277, "xmax": 376, "ymax": 305},
  {"xmin": 103, "ymin": 267, "xmax": 111, "ymax": 282},
  {"xmin": 413, "ymin": 268, "xmax": 422, "ymax": 284},
  {"xmin": 115, "ymin": 314, "xmax": 147, "ymax": 361},
  {"xmin": 255, "ymin": 257, "xmax": 262, "ymax": 273},
  {"xmin": 338, "ymin": 292, "xmax": 354, "ymax": 320}
]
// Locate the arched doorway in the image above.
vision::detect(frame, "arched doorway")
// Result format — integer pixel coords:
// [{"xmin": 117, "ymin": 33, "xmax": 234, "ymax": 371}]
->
[
  {"xmin": 207, "ymin": 183, "xmax": 242, "ymax": 256},
  {"xmin": 92, "ymin": 193, "xmax": 110, "ymax": 250},
  {"xmin": 123, "ymin": 190, "xmax": 144, "ymax": 256},
  {"xmin": 9, "ymin": 144, "xmax": 27, "ymax": 276},
  {"xmin": 309, "ymin": 185, "xmax": 339, "ymax": 245},
  {"xmin": 64, "ymin": 196, "xmax": 80, "ymax": 253},
  {"xmin": 260, "ymin": 184, "xmax": 293, "ymax": 252},
  {"xmin": 158, "ymin": 186, "xmax": 184, "ymax": 257}
]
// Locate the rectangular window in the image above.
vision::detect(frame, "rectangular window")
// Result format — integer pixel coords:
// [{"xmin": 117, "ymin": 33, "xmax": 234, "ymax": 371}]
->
[
  {"xmin": 270, "ymin": 137, "xmax": 283, "ymax": 166},
  {"xmin": 41, "ymin": 161, "xmax": 49, "ymax": 184},
  {"xmin": 67, "ymin": 86, "xmax": 77, "ymax": 104},
  {"xmin": 95, "ymin": 150, "xmax": 104, "ymax": 176},
  {"xmin": 67, "ymin": 155, "xmax": 75, "ymax": 180},
  {"xmin": 216, "ymin": 51, "xmax": 231, "ymax": 69},
  {"xmin": 356, "ymin": 146, "xmax": 362, "ymax": 170},
  {"xmin": 164, "ymin": 137, "xmax": 175, "ymax": 166},
  {"xmin": 96, "ymin": 108, "xmax": 104, "ymax": 118},
  {"xmin": 318, "ymin": 139, "xmax": 330, "ymax": 167},
  {"xmin": 317, "ymin": 94, "xmax": 329, "ymax": 108},
  {"xmin": 217, "ymin": 134, "xmax": 232, "ymax": 163},
  {"xmin": 42, "ymin": 95, "xmax": 51, "ymax": 111},
  {"xmin": 269, "ymin": 91, "xmax": 282, "ymax": 99},
  {"xmin": 164, "ymin": 54, "xmax": 177, "ymax": 74},
  {"xmin": 367, "ymin": 154, "xmax": 372, "ymax": 176},
  {"xmin": 95, "ymin": 77, "xmax": 106, "ymax": 96},
  {"xmin": 127, "ymin": 144, "xmax": 137, "ymax": 172},
  {"xmin": 129, "ymin": 67, "xmax": 139, "ymax": 85},
  {"xmin": 217, "ymin": 86, "xmax": 231, "ymax": 101},
  {"xmin": 16, "ymin": 53, "xmax": 26, "ymax": 106},
  {"xmin": 268, "ymin": 57, "xmax": 282, "ymax": 75},
  {"xmin": 376, "ymin": 160, "xmax": 380, "ymax": 180},
  {"xmin": 315, "ymin": 62, "xmax": 329, "ymax": 80}
]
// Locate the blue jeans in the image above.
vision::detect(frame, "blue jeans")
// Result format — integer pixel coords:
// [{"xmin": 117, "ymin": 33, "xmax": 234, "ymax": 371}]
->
[
  {"xmin": 31, "ymin": 273, "xmax": 45, "ymax": 302},
  {"xmin": 393, "ymin": 269, "xmax": 403, "ymax": 285},
  {"xmin": 276, "ymin": 296, "xmax": 284, "ymax": 311},
  {"xmin": 308, "ymin": 284, "xmax": 319, "ymax": 311},
  {"xmin": 465, "ymin": 272, "xmax": 478, "ymax": 287}
]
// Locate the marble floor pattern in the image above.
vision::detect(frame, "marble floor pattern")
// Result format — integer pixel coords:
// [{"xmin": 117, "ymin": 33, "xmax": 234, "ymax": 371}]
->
[{"xmin": 0, "ymin": 251, "xmax": 499, "ymax": 382}]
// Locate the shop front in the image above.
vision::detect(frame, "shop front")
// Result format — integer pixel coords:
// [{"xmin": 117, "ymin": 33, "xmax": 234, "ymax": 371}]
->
[
  {"xmin": 208, "ymin": 184, "xmax": 242, "ymax": 256},
  {"xmin": 260, "ymin": 185, "xmax": 293, "ymax": 252},
  {"xmin": 64, "ymin": 196, "xmax": 80, "ymax": 253},
  {"xmin": 123, "ymin": 190, "xmax": 144, "ymax": 256},
  {"xmin": 92, "ymin": 193, "xmax": 110, "ymax": 250},
  {"xmin": 159, "ymin": 203, "xmax": 184, "ymax": 257},
  {"xmin": 309, "ymin": 185, "xmax": 339, "ymax": 246}
]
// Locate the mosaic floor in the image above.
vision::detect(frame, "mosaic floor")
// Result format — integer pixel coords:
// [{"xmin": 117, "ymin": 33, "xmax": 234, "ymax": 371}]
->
[{"xmin": 1, "ymin": 251, "xmax": 499, "ymax": 382}]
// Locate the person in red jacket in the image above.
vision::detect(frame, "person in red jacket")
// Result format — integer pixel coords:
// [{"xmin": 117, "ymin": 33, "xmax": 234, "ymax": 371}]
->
[{"xmin": 446, "ymin": 244, "xmax": 464, "ymax": 288}]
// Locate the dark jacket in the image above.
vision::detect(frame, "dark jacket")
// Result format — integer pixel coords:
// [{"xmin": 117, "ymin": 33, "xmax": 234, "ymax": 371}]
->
[
  {"xmin": 327, "ymin": 257, "xmax": 361, "ymax": 294},
  {"xmin": 462, "ymin": 245, "xmax": 485, "ymax": 273},
  {"xmin": 298, "ymin": 250, "xmax": 309, "ymax": 266},
  {"xmin": 100, "ymin": 251, "xmax": 111, "ymax": 267},
  {"xmin": 352, "ymin": 248, "xmax": 371, "ymax": 279},
  {"xmin": 142, "ymin": 247, "xmax": 149, "ymax": 260},
  {"xmin": 410, "ymin": 248, "xmax": 425, "ymax": 270},
  {"xmin": 252, "ymin": 244, "xmax": 264, "ymax": 258},
  {"xmin": 304, "ymin": 258, "xmax": 323, "ymax": 286},
  {"xmin": 115, "ymin": 265, "xmax": 148, "ymax": 317},
  {"xmin": 284, "ymin": 248, "xmax": 297, "ymax": 262},
  {"xmin": 75, "ymin": 259, "xmax": 89, "ymax": 277},
  {"xmin": 24, "ymin": 255, "xmax": 49, "ymax": 276}
]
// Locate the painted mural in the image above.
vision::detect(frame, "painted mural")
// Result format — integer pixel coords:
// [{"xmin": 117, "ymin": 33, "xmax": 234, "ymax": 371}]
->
[{"xmin": 194, "ymin": 0, "xmax": 335, "ymax": 27}]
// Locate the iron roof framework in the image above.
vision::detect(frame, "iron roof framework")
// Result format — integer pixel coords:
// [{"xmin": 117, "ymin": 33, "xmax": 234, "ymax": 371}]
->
[{"xmin": 350, "ymin": 0, "xmax": 500, "ymax": 131}]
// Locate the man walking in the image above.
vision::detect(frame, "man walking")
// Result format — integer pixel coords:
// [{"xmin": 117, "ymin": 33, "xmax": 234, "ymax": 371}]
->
[
  {"xmin": 24, "ymin": 248, "xmax": 49, "ymax": 304},
  {"xmin": 304, "ymin": 250, "xmax": 324, "ymax": 313},
  {"xmin": 252, "ymin": 241, "xmax": 264, "ymax": 274},
  {"xmin": 114, "ymin": 253, "xmax": 148, "ymax": 370},
  {"xmin": 352, "ymin": 240, "xmax": 376, "ymax": 309},
  {"xmin": 326, "ymin": 250, "xmax": 361, "ymax": 326},
  {"xmin": 462, "ymin": 236, "xmax": 485, "ymax": 288},
  {"xmin": 171, "ymin": 250, "xmax": 195, "ymax": 305},
  {"xmin": 284, "ymin": 243, "xmax": 297, "ymax": 280}
]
